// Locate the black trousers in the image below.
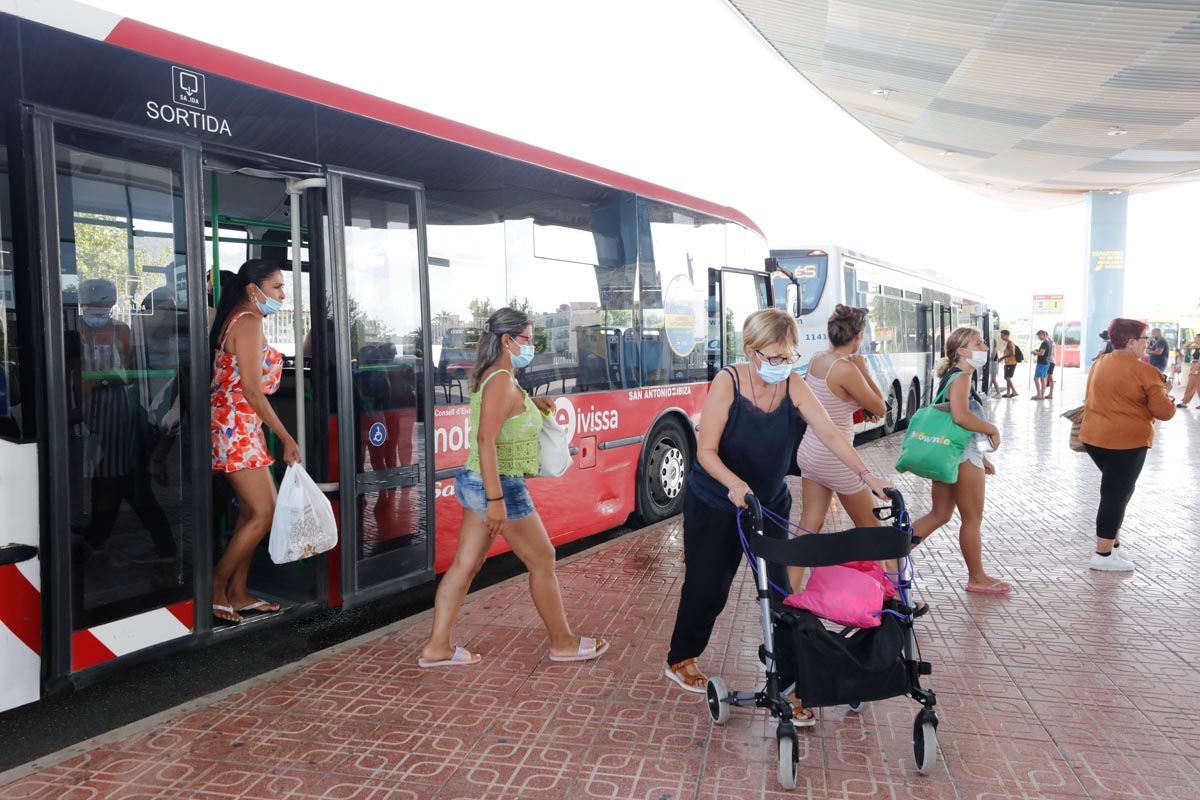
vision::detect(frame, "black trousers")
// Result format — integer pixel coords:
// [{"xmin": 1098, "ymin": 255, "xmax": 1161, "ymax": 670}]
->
[
  {"xmin": 1084, "ymin": 444, "xmax": 1149, "ymax": 540},
  {"xmin": 667, "ymin": 487, "xmax": 791, "ymax": 666}
]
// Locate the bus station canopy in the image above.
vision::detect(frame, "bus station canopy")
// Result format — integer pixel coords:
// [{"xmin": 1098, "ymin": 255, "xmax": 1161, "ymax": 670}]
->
[{"xmin": 728, "ymin": 0, "xmax": 1200, "ymax": 207}]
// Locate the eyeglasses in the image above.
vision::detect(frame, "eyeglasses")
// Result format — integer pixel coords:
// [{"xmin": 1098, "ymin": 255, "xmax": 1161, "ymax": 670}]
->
[
  {"xmin": 513, "ymin": 334, "xmax": 534, "ymax": 344},
  {"xmin": 755, "ymin": 349, "xmax": 800, "ymax": 367}
]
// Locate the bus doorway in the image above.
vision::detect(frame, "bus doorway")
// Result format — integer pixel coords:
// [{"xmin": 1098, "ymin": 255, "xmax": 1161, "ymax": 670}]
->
[{"xmin": 203, "ymin": 160, "xmax": 328, "ymax": 626}]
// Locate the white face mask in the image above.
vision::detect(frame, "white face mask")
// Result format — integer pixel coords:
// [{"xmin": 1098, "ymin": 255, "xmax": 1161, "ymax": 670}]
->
[{"xmin": 969, "ymin": 350, "xmax": 989, "ymax": 369}]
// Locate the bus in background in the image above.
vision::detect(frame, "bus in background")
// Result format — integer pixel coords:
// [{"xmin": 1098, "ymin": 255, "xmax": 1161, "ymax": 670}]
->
[
  {"xmin": 0, "ymin": 6, "xmax": 773, "ymax": 712},
  {"xmin": 1052, "ymin": 321, "xmax": 1081, "ymax": 367},
  {"xmin": 770, "ymin": 248, "xmax": 994, "ymax": 436}
]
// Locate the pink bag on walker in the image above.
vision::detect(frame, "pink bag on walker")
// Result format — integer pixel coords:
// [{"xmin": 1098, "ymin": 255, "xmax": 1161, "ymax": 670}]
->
[{"xmin": 784, "ymin": 560, "xmax": 896, "ymax": 629}]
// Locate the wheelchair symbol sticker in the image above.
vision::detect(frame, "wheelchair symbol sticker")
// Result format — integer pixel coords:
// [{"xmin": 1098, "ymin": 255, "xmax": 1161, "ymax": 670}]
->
[{"xmin": 368, "ymin": 422, "xmax": 387, "ymax": 447}]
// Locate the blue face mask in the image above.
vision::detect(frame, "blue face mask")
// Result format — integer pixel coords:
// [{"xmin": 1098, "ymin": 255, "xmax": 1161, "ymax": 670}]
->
[
  {"xmin": 253, "ymin": 286, "xmax": 283, "ymax": 316},
  {"xmin": 511, "ymin": 343, "xmax": 535, "ymax": 369},
  {"xmin": 81, "ymin": 310, "xmax": 111, "ymax": 329},
  {"xmin": 757, "ymin": 360, "xmax": 792, "ymax": 384}
]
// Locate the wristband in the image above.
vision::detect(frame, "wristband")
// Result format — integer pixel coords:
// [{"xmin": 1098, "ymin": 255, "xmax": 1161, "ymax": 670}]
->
[{"xmin": 486, "ymin": 495, "xmax": 504, "ymax": 502}]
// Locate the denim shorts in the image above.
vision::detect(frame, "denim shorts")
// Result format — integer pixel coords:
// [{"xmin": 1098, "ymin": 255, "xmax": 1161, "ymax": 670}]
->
[{"xmin": 454, "ymin": 469, "xmax": 536, "ymax": 521}]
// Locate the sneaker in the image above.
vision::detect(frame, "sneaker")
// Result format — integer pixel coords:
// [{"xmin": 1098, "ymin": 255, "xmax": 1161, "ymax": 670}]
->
[{"xmin": 1089, "ymin": 553, "xmax": 1135, "ymax": 572}]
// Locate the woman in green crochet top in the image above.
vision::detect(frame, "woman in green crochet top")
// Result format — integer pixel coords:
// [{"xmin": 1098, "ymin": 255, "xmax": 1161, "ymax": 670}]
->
[{"xmin": 419, "ymin": 308, "xmax": 609, "ymax": 668}]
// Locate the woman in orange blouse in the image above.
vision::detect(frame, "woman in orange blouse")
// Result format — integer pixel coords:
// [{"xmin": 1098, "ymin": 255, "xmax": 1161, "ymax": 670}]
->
[{"xmin": 1079, "ymin": 318, "xmax": 1175, "ymax": 573}]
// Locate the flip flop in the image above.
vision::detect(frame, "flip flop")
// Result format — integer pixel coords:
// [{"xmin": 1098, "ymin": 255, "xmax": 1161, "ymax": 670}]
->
[
  {"xmin": 212, "ymin": 603, "xmax": 242, "ymax": 623},
  {"xmin": 418, "ymin": 645, "xmax": 481, "ymax": 669},
  {"xmin": 548, "ymin": 636, "xmax": 609, "ymax": 663},
  {"xmin": 966, "ymin": 582, "xmax": 1013, "ymax": 596},
  {"xmin": 236, "ymin": 599, "xmax": 281, "ymax": 613}
]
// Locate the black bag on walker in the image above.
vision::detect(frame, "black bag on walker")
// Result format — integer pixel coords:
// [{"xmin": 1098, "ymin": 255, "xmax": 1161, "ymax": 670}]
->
[{"xmin": 775, "ymin": 607, "xmax": 911, "ymax": 707}]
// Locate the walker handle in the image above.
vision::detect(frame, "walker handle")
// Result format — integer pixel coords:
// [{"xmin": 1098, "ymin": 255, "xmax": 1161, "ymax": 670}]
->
[
  {"xmin": 873, "ymin": 488, "xmax": 907, "ymax": 524},
  {"xmin": 744, "ymin": 493, "xmax": 764, "ymax": 532}
]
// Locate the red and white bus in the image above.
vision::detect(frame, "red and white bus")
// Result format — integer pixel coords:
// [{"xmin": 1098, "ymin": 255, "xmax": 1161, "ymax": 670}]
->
[
  {"xmin": 0, "ymin": 5, "xmax": 772, "ymax": 711},
  {"xmin": 1052, "ymin": 321, "xmax": 1081, "ymax": 367}
]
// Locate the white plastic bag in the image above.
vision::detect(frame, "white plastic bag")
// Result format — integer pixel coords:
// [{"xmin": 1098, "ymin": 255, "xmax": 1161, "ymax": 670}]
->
[
  {"xmin": 537, "ymin": 413, "xmax": 571, "ymax": 477},
  {"xmin": 269, "ymin": 464, "xmax": 338, "ymax": 564}
]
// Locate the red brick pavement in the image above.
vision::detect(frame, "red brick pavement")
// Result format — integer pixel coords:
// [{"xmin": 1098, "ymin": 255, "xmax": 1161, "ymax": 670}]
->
[{"xmin": 4, "ymin": 379, "xmax": 1199, "ymax": 799}]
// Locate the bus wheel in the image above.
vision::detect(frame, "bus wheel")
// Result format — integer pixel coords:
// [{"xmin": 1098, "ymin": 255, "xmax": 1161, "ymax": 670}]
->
[
  {"xmin": 636, "ymin": 417, "xmax": 691, "ymax": 525},
  {"xmin": 903, "ymin": 382, "xmax": 920, "ymax": 429},
  {"xmin": 882, "ymin": 384, "xmax": 902, "ymax": 436}
]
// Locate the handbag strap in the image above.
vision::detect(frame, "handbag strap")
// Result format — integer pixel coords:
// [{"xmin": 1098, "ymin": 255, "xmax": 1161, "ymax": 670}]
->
[{"xmin": 933, "ymin": 371, "xmax": 961, "ymax": 404}]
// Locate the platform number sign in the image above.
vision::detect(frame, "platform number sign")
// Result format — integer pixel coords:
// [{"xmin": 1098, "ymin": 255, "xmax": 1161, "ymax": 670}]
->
[{"xmin": 1032, "ymin": 294, "xmax": 1064, "ymax": 314}]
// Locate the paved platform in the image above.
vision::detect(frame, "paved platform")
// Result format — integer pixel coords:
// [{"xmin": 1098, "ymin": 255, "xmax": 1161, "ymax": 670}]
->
[{"xmin": 4, "ymin": 376, "xmax": 1200, "ymax": 800}]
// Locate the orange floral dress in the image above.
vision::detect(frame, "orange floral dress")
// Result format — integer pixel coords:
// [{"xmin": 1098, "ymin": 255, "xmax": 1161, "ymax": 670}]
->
[{"xmin": 211, "ymin": 311, "xmax": 283, "ymax": 473}]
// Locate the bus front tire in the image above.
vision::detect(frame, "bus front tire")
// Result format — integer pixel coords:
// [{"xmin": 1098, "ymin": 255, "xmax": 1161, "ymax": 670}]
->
[{"xmin": 635, "ymin": 417, "xmax": 691, "ymax": 525}]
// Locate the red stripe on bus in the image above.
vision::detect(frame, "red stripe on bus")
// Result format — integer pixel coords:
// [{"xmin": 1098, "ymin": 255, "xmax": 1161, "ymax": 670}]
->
[
  {"xmin": 103, "ymin": 19, "xmax": 762, "ymax": 237},
  {"xmin": 167, "ymin": 600, "xmax": 194, "ymax": 630},
  {"xmin": 71, "ymin": 630, "xmax": 118, "ymax": 672},
  {"xmin": 0, "ymin": 564, "xmax": 41, "ymax": 655}
]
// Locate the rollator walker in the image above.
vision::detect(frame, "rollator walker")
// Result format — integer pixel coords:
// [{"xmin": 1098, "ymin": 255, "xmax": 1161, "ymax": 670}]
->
[{"xmin": 705, "ymin": 488, "xmax": 939, "ymax": 790}]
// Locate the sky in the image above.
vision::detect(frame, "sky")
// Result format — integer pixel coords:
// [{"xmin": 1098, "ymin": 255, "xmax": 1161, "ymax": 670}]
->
[{"xmin": 83, "ymin": 0, "xmax": 1198, "ymax": 325}]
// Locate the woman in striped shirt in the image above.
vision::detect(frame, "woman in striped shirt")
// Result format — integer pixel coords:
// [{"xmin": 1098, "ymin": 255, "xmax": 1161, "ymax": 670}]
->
[{"xmin": 791, "ymin": 305, "xmax": 888, "ymax": 588}]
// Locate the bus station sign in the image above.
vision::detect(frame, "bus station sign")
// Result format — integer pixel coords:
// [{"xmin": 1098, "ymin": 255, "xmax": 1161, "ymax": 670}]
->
[{"xmin": 1032, "ymin": 294, "xmax": 1064, "ymax": 314}]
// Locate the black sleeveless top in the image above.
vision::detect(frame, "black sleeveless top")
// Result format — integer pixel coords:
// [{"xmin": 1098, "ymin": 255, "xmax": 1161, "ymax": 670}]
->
[{"xmin": 689, "ymin": 366, "xmax": 805, "ymax": 511}]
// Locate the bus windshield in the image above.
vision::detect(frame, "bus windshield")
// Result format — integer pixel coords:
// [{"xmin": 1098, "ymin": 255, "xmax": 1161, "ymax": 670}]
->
[
  {"xmin": 775, "ymin": 254, "xmax": 828, "ymax": 316},
  {"xmin": 1052, "ymin": 322, "xmax": 1080, "ymax": 345}
]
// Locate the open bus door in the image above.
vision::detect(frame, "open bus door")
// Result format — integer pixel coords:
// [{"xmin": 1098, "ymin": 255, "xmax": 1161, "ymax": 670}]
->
[
  {"xmin": 921, "ymin": 302, "xmax": 953, "ymax": 404},
  {"xmin": 326, "ymin": 170, "xmax": 434, "ymax": 608}
]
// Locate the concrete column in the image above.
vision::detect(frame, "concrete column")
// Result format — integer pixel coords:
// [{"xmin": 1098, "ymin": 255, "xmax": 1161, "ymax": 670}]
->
[{"xmin": 1082, "ymin": 191, "xmax": 1128, "ymax": 366}]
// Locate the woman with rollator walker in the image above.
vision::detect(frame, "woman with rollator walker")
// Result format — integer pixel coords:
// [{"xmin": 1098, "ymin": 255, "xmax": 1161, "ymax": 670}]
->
[{"xmin": 663, "ymin": 308, "xmax": 890, "ymax": 725}]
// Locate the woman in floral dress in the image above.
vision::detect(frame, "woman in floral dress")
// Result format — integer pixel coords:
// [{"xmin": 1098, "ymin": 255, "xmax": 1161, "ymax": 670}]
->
[{"xmin": 210, "ymin": 259, "xmax": 300, "ymax": 623}]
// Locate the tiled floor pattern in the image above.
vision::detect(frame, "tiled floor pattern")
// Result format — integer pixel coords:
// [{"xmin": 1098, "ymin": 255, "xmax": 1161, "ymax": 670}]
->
[{"xmin": 5, "ymin": 379, "xmax": 1200, "ymax": 799}]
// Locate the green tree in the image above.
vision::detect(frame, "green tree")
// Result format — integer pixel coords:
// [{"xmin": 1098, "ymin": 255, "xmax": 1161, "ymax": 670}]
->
[
  {"xmin": 507, "ymin": 297, "xmax": 550, "ymax": 353},
  {"xmin": 467, "ymin": 297, "xmax": 494, "ymax": 325}
]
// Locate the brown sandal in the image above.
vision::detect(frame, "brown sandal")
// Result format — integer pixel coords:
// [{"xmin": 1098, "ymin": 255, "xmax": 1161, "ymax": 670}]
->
[
  {"xmin": 791, "ymin": 697, "xmax": 817, "ymax": 727},
  {"xmin": 664, "ymin": 658, "xmax": 708, "ymax": 694}
]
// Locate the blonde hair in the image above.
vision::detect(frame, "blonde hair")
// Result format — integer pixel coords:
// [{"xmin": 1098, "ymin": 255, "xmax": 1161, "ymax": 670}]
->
[
  {"xmin": 935, "ymin": 326, "xmax": 982, "ymax": 377},
  {"xmin": 743, "ymin": 308, "xmax": 799, "ymax": 355}
]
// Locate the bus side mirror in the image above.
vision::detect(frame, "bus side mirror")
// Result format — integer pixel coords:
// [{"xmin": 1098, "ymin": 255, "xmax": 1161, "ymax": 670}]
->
[{"xmin": 786, "ymin": 284, "xmax": 800, "ymax": 319}]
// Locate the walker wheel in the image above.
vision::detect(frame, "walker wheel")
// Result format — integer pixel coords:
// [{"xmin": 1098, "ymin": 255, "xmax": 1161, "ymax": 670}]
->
[
  {"xmin": 706, "ymin": 676, "xmax": 730, "ymax": 725},
  {"xmin": 777, "ymin": 733, "xmax": 797, "ymax": 789},
  {"xmin": 913, "ymin": 710, "xmax": 939, "ymax": 775}
]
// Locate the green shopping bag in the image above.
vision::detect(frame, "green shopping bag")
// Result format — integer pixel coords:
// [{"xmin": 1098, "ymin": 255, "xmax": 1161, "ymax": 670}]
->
[{"xmin": 895, "ymin": 373, "xmax": 973, "ymax": 483}]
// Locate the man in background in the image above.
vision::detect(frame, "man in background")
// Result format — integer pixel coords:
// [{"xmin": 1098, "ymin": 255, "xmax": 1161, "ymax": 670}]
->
[
  {"xmin": 1032, "ymin": 329, "xmax": 1052, "ymax": 400},
  {"xmin": 1000, "ymin": 330, "xmax": 1018, "ymax": 398},
  {"xmin": 1147, "ymin": 328, "xmax": 1169, "ymax": 376}
]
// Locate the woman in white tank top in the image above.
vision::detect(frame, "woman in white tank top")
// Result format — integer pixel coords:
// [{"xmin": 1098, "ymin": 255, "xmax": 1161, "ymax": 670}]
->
[{"xmin": 791, "ymin": 305, "xmax": 888, "ymax": 589}]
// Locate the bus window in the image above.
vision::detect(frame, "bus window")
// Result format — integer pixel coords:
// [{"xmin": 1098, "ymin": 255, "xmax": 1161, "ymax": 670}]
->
[
  {"xmin": 506, "ymin": 191, "xmax": 636, "ymax": 394},
  {"xmin": 870, "ymin": 295, "xmax": 901, "ymax": 354},
  {"xmin": 426, "ymin": 198, "xmax": 508, "ymax": 409},
  {"xmin": 639, "ymin": 199, "xmax": 725, "ymax": 386},
  {"xmin": 774, "ymin": 253, "xmax": 828, "ymax": 316},
  {"xmin": 722, "ymin": 271, "xmax": 769, "ymax": 365},
  {"xmin": 0, "ymin": 143, "xmax": 23, "ymax": 441},
  {"xmin": 724, "ymin": 224, "xmax": 769, "ymax": 272}
]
